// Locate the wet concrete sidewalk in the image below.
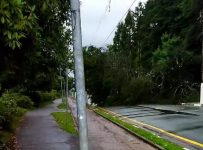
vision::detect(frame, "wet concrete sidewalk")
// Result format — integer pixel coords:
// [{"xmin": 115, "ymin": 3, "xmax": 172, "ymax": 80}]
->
[
  {"xmin": 17, "ymin": 99, "xmax": 78, "ymax": 150},
  {"xmin": 68, "ymin": 97, "xmax": 157, "ymax": 150}
]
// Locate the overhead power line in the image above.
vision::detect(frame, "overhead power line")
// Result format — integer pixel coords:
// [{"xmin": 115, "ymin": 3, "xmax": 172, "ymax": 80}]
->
[
  {"xmin": 100, "ymin": 0, "xmax": 137, "ymax": 47},
  {"xmin": 90, "ymin": 0, "xmax": 111, "ymax": 45},
  {"xmin": 108, "ymin": 0, "xmax": 111, "ymax": 12}
]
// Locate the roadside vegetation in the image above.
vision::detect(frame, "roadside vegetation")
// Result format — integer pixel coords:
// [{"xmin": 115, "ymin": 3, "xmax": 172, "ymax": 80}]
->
[
  {"xmin": 0, "ymin": 0, "xmax": 73, "ymax": 148},
  {"xmin": 93, "ymin": 107, "xmax": 183, "ymax": 150},
  {"xmin": 0, "ymin": 90, "xmax": 59, "ymax": 148},
  {"xmin": 52, "ymin": 112, "xmax": 77, "ymax": 135},
  {"xmin": 84, "ymin": 0, "xmax": 203, "ymax": 106},
  {"xmin": 57, "ymin": 98, "xmax": 67, "ymax": 109},
  {"xmin": 0, "ymin": 0, "xmax": 203, "ymax": 148},
  {"xmin": 52, "ymin": 102, "xmax": 77, "ymax": 135}
]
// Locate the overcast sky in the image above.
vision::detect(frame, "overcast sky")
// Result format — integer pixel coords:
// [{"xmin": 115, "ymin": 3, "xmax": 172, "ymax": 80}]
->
[{"xmin": 80, "ymin": 0, "xmax": 148, "ymax": 47}]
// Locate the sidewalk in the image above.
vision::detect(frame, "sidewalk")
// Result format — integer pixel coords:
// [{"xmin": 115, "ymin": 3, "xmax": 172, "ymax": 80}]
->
[
  {"xmin": 17, "ymin": 99, "xmax": 78, "ymax": 150},
  {"xmin": 68, "ymin": 97, "xmax": 157, "ymax": 150}
]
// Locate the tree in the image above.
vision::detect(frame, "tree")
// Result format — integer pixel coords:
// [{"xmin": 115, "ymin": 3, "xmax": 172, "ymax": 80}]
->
[
  {"xmin": 83, "ymin": 46, "xmax": 109, "ymax": 105},
  {"xmin": 0, "ymin": 0, "xmax": 72, "ymax": 94},
  {"xmin": 84, "ymin": 0, "xmax": 203, "ymax": 105}
]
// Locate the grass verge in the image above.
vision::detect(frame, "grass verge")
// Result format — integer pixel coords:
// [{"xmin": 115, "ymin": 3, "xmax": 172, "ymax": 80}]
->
[
  {"xmin": 57, "ymin": 102, "xmax": 66, "ymax": 109},
  {"xmin": 51, "ymin": 112, "xmax": 77, "ymax": 135},
  {"xmin": 93, "ymin": 107, "xmax": 183, "ymax": 150}
]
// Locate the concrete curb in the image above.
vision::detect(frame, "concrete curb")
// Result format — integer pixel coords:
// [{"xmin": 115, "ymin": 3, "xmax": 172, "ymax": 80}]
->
[
  {"xmin": 92, "ymin": 108, "xmax": 165, "ymax": 150},
  {"xmin": 67, "ymin": 97, "xmax": 78, "ymax": 132},
  {"xmin": 97, "ymin": 107, "xmax": 203, "ymax": 149},
  {"xmin": 138, "ymin": 105, "xmax": 197, "ymax": 116}
]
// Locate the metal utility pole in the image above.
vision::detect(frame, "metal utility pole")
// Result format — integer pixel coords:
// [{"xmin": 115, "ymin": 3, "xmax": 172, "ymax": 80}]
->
[
  {"xmin": 60, "ymin": 67, "xmax": 63, "ymax": 99},
  {"xmin": 70, "ymin": 0, "xmax": 89, "ymax": 150},
  {"xmin": 66, "ymin": 68, "xmax": 69, "ymax": 97},
  {"xmin": 200, "ymin": 9, "xmax": 203, "ymax": 105}
]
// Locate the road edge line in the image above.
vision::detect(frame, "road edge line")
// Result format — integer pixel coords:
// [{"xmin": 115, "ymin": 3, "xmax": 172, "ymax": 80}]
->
[
  {"xmin": 101, "ymin": 107, "xmax": 203, "ymax": 149},
  {"xmin": 92, "ymin": 107, "xmax": 165, "ymax": 150}
]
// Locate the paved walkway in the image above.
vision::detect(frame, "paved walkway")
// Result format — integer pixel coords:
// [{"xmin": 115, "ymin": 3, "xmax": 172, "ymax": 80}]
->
[
  {"xmin": 17, "ymin": 99, "xmax": 78, "ymax": 150},
  {"xmin": 68, "ymin": 97, "xmax": 156, "ymax": 150}
]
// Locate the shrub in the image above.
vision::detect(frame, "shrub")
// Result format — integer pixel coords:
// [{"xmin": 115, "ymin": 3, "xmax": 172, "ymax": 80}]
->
[
  {"xmin": 39, "ymin": 90, "xmax": 59, "ymax": 102},
  {"xmin": 183, "ymin": 91, "xmax": 199, "ymax": 103},
  {"xmin": 27, "ymin": 90, "xmax": 59, "ymax": 106},
  {"xmin": 8, "ymin": 86, "xmax": 27, "ymax": 94},
  {"xmin": 0, "ymin": 92, "xmax": 32, "ymax": 130},
  {"xmin": 15, "ymin": 95, "xmax": 33, "ymax": 109},
  {"xmin": 27, "ymin": 91, "xmax": 41, "ymax": 106},
  {"xmin": 0, "ymin": 93, "xmax": 18, "ymax": 130},
  {"xmin": 1, "ymin": 92, "xmax": 33, "ymax": 109},
  {"xmin": 121, "ymin": 76, "xmax": 153, "ymax": 105}
]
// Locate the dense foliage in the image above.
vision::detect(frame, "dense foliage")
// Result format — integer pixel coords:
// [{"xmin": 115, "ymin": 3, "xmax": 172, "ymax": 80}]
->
[
  {"xmin": 0, "ymin": 92, "xmax": 29, "ymax": 130},
  {"xmin": 0, "ymin": 0, "xmax": 72, "ymax": 94},
  {"xmin": 84, "ymin": 0, "xmax": 203, "ymax": 105},
  {"xmin": 0, "ymin": 0, "xmax": 72, "ymax": 137}
]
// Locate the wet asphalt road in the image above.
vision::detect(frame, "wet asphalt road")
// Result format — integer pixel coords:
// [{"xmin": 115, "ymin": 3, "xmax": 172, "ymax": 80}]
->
[
  {"xmin": 17, "ymin": 99, "xmax": 78, "ymax": 150},
  {"xmin": 107, "ymin": 105, "xmax": 203, "ymax": 149}
]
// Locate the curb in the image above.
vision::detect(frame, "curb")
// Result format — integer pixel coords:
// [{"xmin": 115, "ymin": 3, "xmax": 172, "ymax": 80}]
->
[
  {"xmin": 67, "ymin": 97, "xmax": 78, "ymax": 132},
  {"xmin": 138, "ymin": 105, "xmax": 197, "ymax": 116},
  {"xmin": 93, "ymin": 108, "xmax": 165, "ymax": 150},
  {"xmin": 95, "ymin": 107, "xmax": 203, "ymax": 149}
]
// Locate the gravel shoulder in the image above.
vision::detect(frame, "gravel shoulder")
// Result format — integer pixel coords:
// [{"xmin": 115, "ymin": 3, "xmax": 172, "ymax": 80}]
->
[{"xmin": 68, "ymin": 97, "xmax": 157, "ymax": 150}]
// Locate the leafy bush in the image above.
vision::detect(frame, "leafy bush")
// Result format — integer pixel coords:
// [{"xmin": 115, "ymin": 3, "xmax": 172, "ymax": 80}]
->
[
  {"xmin": 121, "ymin": 76, "xmax": 153, "ymax": 105},
  {"xmin": 8, "ymin": 86, "xmax": 27, "ymax": 94},
  {"xmin": 27, "ymin": 91, "xmax": 41, "ymax": 105},
  {"xmin": 183, "ymin": 91, "xmax": 199, "ymax": 103},
  {"xmin": 1, "ymin": 92, "xmax": 33, "ymax": 109},
  {"xmin": 0, "ymin": 92, "xmax": 32, "ymax": 130},
  {"xmin": 15, "ymin": 95, "xmax": 33, "ymax": 109},
  {"xmin": 27, "ymin": 90, "xmax": 59, "ymax": 106},
  {"xmin": 0, "ymin": 93, "xmax": 18, "ymax": 130},
  {"xmin": 39, "ymin": 90, "xmax": 59, "ymax": 102}
]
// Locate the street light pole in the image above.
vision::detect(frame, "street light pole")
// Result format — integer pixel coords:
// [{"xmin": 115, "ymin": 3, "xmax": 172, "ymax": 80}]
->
[
  {"xmin": 200, "ymin": 9, "xmax": 203, "ymax": 106},
  {"xmin": 60, "ymin": 67, "xmax": 63, "ymax": 99},
  {"xmin": 66, "ymin": 68, "xmax": 69, "ymax": 97},
  {"xmin": 70, "ymin": 0, "xmax": 89, "ymax": 150}
]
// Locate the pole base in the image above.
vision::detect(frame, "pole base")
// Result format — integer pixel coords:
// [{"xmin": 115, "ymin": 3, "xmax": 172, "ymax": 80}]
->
[{"xmin": 200, "ymin": 83, "xmax": 203, "ymax": 106}]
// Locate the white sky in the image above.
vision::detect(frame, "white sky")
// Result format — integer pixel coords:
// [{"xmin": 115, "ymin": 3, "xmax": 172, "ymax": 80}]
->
[{"xmin": 80, "ymin": 0, "xmax": 148, "ymax": 47}]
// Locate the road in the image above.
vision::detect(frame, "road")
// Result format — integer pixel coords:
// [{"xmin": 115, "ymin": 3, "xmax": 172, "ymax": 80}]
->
[
  {"xmin": 107, "ymin": 105, "xmax": 203, "ymax": 150},
  {"xmin": 68, "ymin": 98, "xmax": 157, "ymax": 150}
]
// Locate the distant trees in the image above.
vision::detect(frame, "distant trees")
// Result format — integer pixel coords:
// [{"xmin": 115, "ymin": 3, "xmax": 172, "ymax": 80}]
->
[{"xmin": 84, "ymin": 0, "xmax": 203, "ymax": 106}]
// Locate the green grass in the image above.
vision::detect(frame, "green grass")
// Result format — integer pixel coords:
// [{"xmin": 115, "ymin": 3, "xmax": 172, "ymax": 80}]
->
[
  {"xmin": 11, "ymin": 108, "xmax": 27, "ymax": 130},
  {"xmin": 93, "ymin": 107, "xmax": 183, "ymax": 150},
  {"xmin": 51, "ymin": 112, "xmax": 77, "ymax": 135},
  {"xmin": 57, "ymin": 102, "xmax": 66, "ymax": 109}
]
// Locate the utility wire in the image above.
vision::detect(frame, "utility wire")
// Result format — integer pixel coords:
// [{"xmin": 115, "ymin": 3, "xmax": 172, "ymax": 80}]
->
[
  {"xmin": 90, "ymin": 6, "xmax": 108, "ymax": 45},
  {"xmin": 100, "ymin": 0, "xmax": 137, "ymax": 47},
  {"xmin": 108, "ymin": 0, "xmax": 111, "ymax": 12},
  {"xmin": 90, "ymin": 0, "xmax": 111, "ymax": 45}
]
